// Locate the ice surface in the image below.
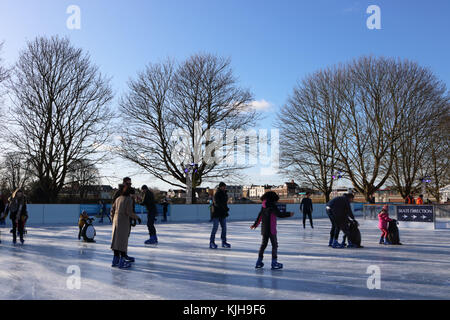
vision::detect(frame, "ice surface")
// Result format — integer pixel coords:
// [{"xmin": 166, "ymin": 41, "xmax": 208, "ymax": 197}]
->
[{"xmin": 0, "ymin": 219, "xmax": 449, "ymax": 300}]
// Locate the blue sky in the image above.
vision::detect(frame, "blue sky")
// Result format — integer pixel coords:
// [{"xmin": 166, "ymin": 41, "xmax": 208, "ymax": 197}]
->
[{"xmin": 1, "ymin": 0, "xmax": 449, "ymax": 190}]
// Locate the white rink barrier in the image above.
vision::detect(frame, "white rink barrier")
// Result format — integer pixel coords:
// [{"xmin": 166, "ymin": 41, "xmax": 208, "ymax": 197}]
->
[{"xmin": 15, "ymin": 203, "xmax": 364, "ymax": 226}]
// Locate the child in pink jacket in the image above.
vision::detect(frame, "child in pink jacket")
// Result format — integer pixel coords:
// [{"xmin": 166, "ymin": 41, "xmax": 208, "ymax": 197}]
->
[{"xmin": 378, "ymin": 205, "xmax": 392, "ymax": 245}]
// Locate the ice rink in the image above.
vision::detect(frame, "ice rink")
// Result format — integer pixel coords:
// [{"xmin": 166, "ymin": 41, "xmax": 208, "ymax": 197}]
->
[{"xmin": 1, "ymin": 218, "xmax": 449, "ymax": 300}]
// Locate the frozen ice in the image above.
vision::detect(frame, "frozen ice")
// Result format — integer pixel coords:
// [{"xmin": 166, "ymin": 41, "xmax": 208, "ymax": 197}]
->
[{"xmin": 0, "ymin": 218, "xmax": 449, "ymax": 300}]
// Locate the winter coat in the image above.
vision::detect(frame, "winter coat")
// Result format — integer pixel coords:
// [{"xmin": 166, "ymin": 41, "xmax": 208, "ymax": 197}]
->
[
  {"xmin": 141, "ymin": 189, "xmax": 157, "ymax": 216},
  {"xmin": 326, "ymin": 196, "xmax": 355, "ymax": 222},
  {"xmin": 300, "ymin": 197, "xmax": 313, "ymax": 214},
  {"xmin": 111, "ymin": 195, "xmax": 139, "ymax": 253},
  {"xmin": 78, "ymin": 212, "xmax": 90, "ymax": 228},
  {"xmin": 405, "ymin": 196, "xmax": 415, "ymax": 204},
  {"xmin": 212, "ymin": 189, "xmax": 229, "ymax": 219},
  {"xmin": 252, "ymin": 200, "xmax": 291, "ymax": 236},
  {"xmin": 8, "ymin": 198, "xmax": 27, "ymax": 223},
  {"xmin": 378, "ymin": 210, "xmax": 392, "ymax": 230}
]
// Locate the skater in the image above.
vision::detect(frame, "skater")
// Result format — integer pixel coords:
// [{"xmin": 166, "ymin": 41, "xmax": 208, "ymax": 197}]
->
[
  {"xmin": 99, "ymin": 200, "xmax": 111, "ymax": 223},
  {"xmin": 140, "ymin": 185, "xmax": 158, "ymax": 244},
  {"xmin": 416, "ymin": 194, "xmax": 424, "ymax": 205},
  {"xmin": 110, "ymin": 184, "xmax": 141, "ymax": 269},
  {"xmin": 326, "ymin": 193, "xmax": 358, "ymax": 248},
  {"xmin": 8, "ymin": 188, "xmax": 28, "ymax": 245},
  {"xmin": 161, "ymin": 198, "xmax": 168, "ymax": 222},
  {"xmin": 251, "ymin": 191, "xmax": 294, "ymax": 270},
  {"xmin": 0, "ymin": 192, "xmax": 6, "ymax": 243},
  {"xmin": 78, "ymin": 210, "xmax": 90, "ymax": 240},
  {"xmin": 368, "ymin": 194, "xmax": 376, "ymax": 219},
  {"xmin": 300, "ymin": 192, "xmax": 314, "ymax": 229},
  {"xmin": 405, "ymin": 194, "xmax": 415, "ymax": 204},
  {"xmin": 378, "ymin": 205, "xmax": 393, "ymax": 245},
  {"xmin": 209, "ymin": 182, "xmax": 230, "ymax": 249}
]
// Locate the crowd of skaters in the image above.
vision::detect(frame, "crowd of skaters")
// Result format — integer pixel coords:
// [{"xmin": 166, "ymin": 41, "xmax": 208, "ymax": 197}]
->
[{"xmin": 0, "ymin": 178, "xmax": 431, "ymax": 270}]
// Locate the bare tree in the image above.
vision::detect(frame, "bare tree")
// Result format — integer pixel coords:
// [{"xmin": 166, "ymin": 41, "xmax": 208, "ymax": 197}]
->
[
  {"xmin": 332, "ymin": 57, "xmax": 448, "ymax": 201},
  {"xmin": 0, "ymin": 152, "xmax": 32, "ymax": 191},
  {"xmin": 278, "ymin": 68, "xmax": 340, "ymax": 202},
  {"xmin": 0, "ymin": 41, "xmax": 10, "ymax": 127},
  {"xmin": 0, "ymin": 41, "xmax": 8, "ymax": 84},
  {"xmin": 119, "ymin": 54, "xmax": 258, "ymax": 202},
  {"xmin": 6, "ymin": 36, "xmax": 113, "ymax": 203},
  {"xmin": 389, "ymin": 77, "xmax": 448, "ymax": 199},
  {"xmin": 422, "ymin": 108, "xmax": 450, "ymax": 201},
  {"xmin": 279, "ymin": 56, "xmax": 448, "ymax": 202},
  {"xmin": 66, "ymin": 159, "xmax": 101, "ymax": 199}
]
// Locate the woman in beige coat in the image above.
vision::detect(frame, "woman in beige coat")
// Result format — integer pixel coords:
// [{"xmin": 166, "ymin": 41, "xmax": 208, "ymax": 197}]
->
[{"xmin": 111, "ymin": 185, "xmax": 141, "ymax": 269}]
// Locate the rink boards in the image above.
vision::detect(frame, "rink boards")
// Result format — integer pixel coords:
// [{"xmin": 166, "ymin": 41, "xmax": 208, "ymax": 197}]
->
[{"xmin": 21, "ymin": 203, "xmax": 344, "ymax": 225}]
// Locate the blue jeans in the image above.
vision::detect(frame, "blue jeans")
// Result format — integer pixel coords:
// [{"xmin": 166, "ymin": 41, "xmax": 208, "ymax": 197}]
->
[{"xmin": 210, "ymin": 218, "xmax": 227, "ymax": 243}]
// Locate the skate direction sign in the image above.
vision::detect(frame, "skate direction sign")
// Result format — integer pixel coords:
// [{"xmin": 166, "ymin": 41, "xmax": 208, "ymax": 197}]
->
[{"xmin": 396, "ymin": 206, "xmax": 434, "ymax": 223}]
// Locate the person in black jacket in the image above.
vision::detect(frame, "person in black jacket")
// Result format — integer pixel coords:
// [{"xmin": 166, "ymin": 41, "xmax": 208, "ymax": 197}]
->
[
  {"xmin": 300, "ymin": 193, "xmax": 314, "ymax": 229},
  {"xmin": 209, "ymin": 182, "xmax": 230, "ymax": 249},
  {"xmin": 326, "ymin": 193, "xmax": 358, "ymax": 248},
  {"xmin": 140, "ymin": 185, "xmax": 158, "ymax": 244},
  {"xmin": 161, "ymin": 198, "xmax": 169, "ymax": 222},
  {"xmin": 251, "ymin": 191, "xmax": 294, "ymax": 269},
  {"xmin": 8, "ymin": 188, "xmax": 28, "ymax": 245}
]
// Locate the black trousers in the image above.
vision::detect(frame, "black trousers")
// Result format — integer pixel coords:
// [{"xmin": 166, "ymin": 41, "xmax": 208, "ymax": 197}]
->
[
  {"xmin": 258, "ymin": 234, "xmax": 278, "ymax": 260},
  {"xmin": 114, "ymin": 250, "xmax": 126, "ymax": 257},
  {"xmin": 12, "ymin": 219, "xmax": 25, "ymax": 241},
  {"xmin": 327, "ymin": 209, "xmax": 350, "ymax": 240},
  {"xmin": 147, "ymin": 213, "xmax": 157, "ymax": 237},
  {"xmin": 163, "ymin": 209, "xmax": 167, "ymax": 221},
  {"xmin": 303, "ymin": 211, "xmax": 313, "ymax": 228}
]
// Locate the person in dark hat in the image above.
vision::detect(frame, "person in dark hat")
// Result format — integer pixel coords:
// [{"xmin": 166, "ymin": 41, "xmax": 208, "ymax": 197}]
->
[{"xmin": 209, "ymin": 182, "xmax": 231, "ymax": 249}]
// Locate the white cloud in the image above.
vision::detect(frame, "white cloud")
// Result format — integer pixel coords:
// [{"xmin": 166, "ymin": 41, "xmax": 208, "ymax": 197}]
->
[{"xmin": 249, "ymin": 99, "xmax": 273, "ymax": 112}]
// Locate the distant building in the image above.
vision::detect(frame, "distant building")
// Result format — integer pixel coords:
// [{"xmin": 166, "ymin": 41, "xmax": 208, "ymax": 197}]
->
[
  {"xmin": 225, "ymin": 185, "xmax": 243, "ymax": 201},
  {"xmin": 441, "ymin": 185, "xmax": 450, "ymax": 203},
  {"xmin": 167, "ymin": 189, "xmax": 186, "ymax": 199},
  {"xmin": 249, "ymin": 185, "xmax": 265, "ymax": 199},
  {"xmin": 271, "ymin": 180, "xmax": 300, "ymax": 198}
]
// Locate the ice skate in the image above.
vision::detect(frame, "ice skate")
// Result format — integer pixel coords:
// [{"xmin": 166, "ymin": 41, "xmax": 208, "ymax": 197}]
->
[
  {"xmin": 118, "ymin": 257, "xmax": 132, "ymax": 269},
  {"xmin": 255, "ymin": 259, "xmax": 264, "ymax": 269},
  {"xmin": 112, "ymin": 256, "xmax": 120, "ymax": 267},
  {"xmin": 209, "ymin": 242, "xmax": 218, "ymax": 249},
  {"xmin": 271, "ymin": 260, "xmax": 283, "ymax": 270},
  {"xmin": 222, "ymin": 242, "xmax": 231, "ymax": 248},
  {"xmin": 332, "ymin": 240, "xmax": 344, "ymax": 248}
]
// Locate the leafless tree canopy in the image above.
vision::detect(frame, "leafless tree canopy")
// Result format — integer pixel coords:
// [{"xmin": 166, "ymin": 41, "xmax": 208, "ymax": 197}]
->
[
  {"xmin": 278, "ymin": 68, "xmax": 340, "ymax": 202},
  {"xmin": 0, "ymin": 152, "xmax": 32, "ymax": 191},
  {"xmin": 279, "ymin": 56, "xmax": 449, "ymax": 201},
  {"xmin": 119, "ymin": 54, "xmax": 257, "ymax": 194},
  {"xmin": 421, "ymin": 109, "xmax": 450, "ymax": 201},
  {"xmin": 66, "ymin": 159, "xmax": 101, "ymax": 199},
  {"xmin": 0, "ymin": 41, "xmax": 8, "ymax": 84},
  {"xmin": 6, "ymin": 36, "xmax": 113, "ymax": 202}
]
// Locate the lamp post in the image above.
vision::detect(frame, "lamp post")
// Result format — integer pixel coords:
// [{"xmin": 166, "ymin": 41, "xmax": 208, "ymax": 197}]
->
[{"xmin": 421, "ymin": 176, "xmax": 431, "ymax": 199}]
